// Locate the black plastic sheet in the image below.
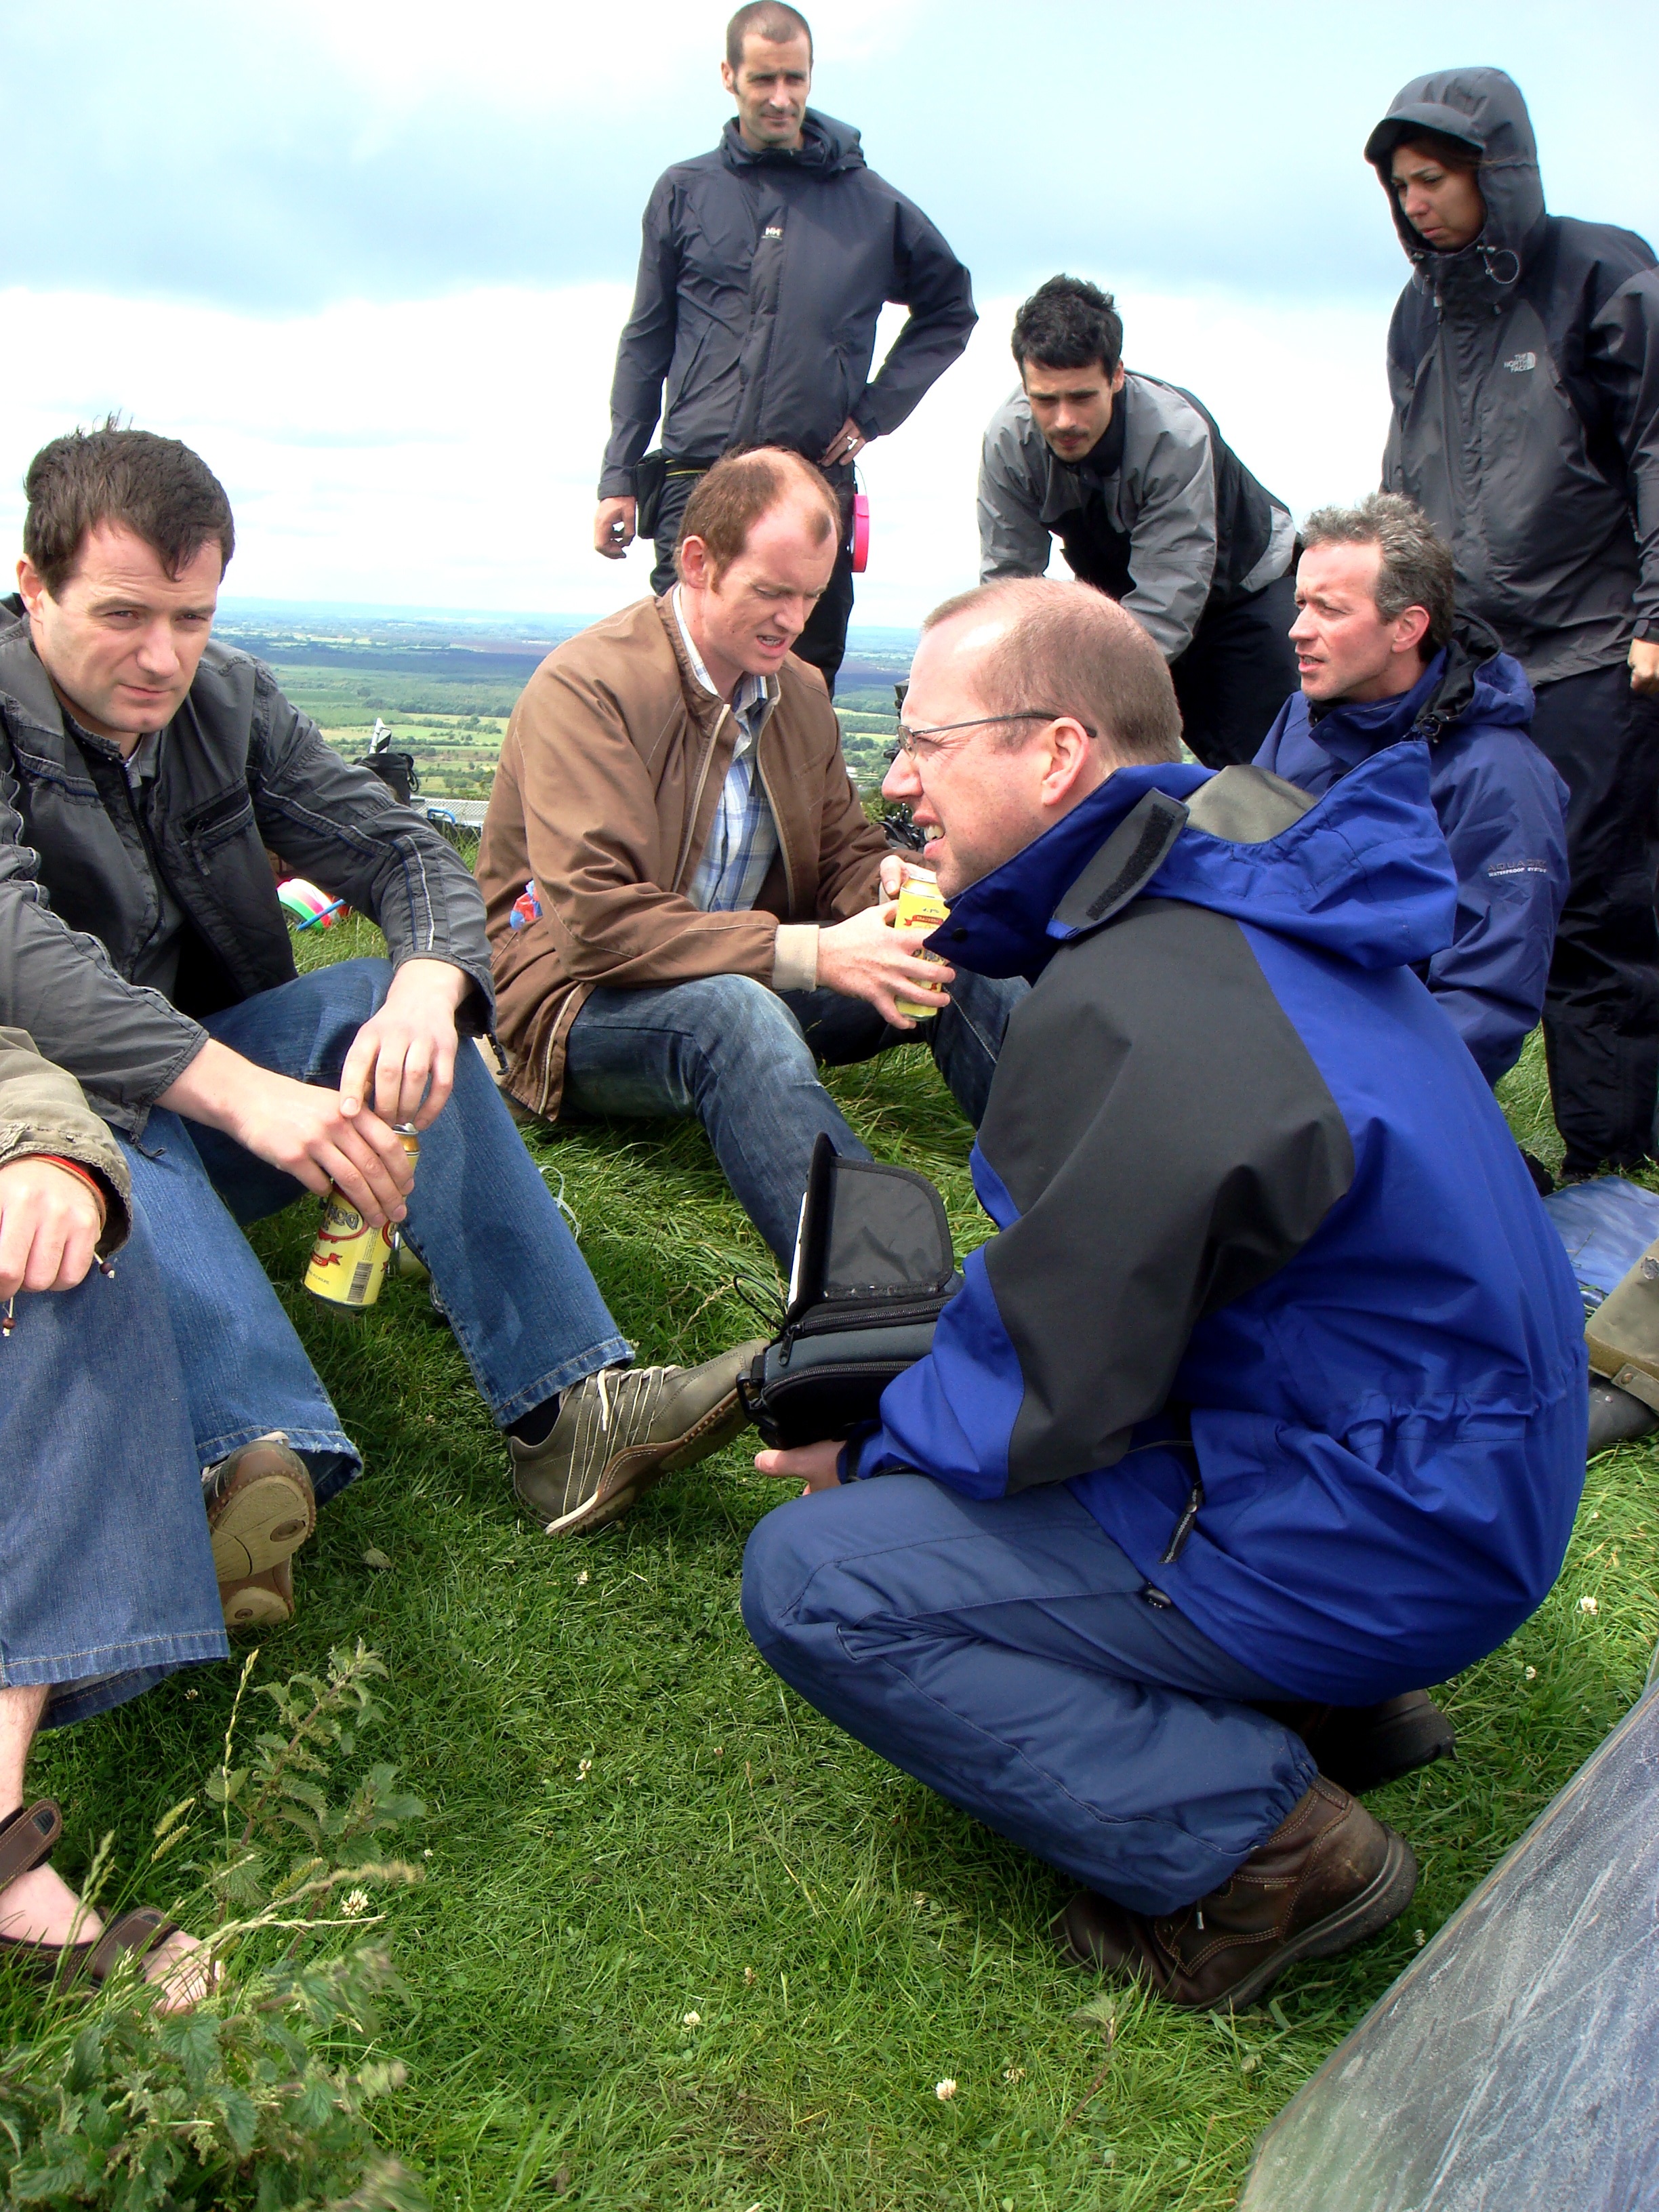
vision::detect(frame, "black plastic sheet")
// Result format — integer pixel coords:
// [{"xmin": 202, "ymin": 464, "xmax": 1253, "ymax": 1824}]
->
[{"xmin": 1242, "ymin": 1681, "xmax": 1659, "ymax": 2211}]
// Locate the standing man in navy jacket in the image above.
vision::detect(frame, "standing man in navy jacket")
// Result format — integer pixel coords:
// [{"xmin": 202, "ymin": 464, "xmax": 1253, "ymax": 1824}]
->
[
  {"xmin": 1366, "ymin": 68, "xmax": 1659, "ymax": 1178},
  {"xmin": 592, "ymin": 2, "xmax": 975, "ymax": 689},
  {"xmin": 1256, "ymin": 495, "xmax": 1568, "ymax": 1090},
  {"xmin": 739, "ymin": 579, "xmax": 1586, "ymax": 2013}
]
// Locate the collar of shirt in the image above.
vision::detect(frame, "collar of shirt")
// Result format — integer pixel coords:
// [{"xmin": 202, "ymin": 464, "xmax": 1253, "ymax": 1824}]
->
[
  {"xmin": 672, "ymin": 587, "xmax": 778, "ymax": 757},
  {"xmin": 65, "ymin": 711, "xmax": 163, "ymax": 790}
]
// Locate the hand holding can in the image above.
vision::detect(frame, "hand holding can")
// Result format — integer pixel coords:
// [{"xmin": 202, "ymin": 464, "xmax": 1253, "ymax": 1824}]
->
[{"xmin": 304, "ymin": 1124, "xmax": 421, "ymax": 1310}]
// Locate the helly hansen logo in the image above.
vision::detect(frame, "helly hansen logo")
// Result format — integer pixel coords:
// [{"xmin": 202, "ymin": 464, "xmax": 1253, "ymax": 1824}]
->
[
  {"xmin": 1503, "ymin": 350, "xmax": 1538, "ymax": 373},
  {"xmin": 764, "ymin": 224, "xmax": 783, "ymax": 239}
]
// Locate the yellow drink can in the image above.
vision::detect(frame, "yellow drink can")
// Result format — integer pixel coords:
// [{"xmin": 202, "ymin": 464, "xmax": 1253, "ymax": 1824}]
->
[
  {"xmin": 304, "ymin": 1126, "xmax": 420, "ymax": 1310},
  {"xmin": 893, "ymin": 871, "xmax": 951, "ymax": 1019}
]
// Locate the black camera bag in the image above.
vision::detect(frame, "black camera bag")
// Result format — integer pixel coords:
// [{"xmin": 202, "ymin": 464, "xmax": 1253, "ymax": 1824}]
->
[{"xmin": 738, "ymin": 1134, "xmax": 961, "ymax": 1450}]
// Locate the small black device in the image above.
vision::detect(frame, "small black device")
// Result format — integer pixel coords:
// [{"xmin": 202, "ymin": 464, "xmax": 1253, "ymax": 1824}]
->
[{"xmin": 738, "ymin": 1134, "xmax": 962, "ymax": 1450}]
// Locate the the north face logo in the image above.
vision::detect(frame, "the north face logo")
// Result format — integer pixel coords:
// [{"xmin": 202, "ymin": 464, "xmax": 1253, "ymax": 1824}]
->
[{"xmin": 1504, "ymin": 350, "xmax": 1538, "ymax": 373}]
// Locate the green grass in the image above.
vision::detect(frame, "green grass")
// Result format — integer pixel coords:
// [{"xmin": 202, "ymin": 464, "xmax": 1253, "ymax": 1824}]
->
[{"xmin": 12, "ymin": 920, "xmax": 1656, "ymax": 2208}]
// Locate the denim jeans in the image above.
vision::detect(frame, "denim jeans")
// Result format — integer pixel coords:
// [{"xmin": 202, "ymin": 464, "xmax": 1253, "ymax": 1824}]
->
[
  {"xmin": 122, "ymin": 958, "xmax": 631, "ymax": 1504},
  {"xmin": 742, "ymin": 1476, "xmax": 1315, "ymax": 1917},
  {"xmin": 0, "ymin": 1203, "xmax": 226, "ymax": 1727},
  {"xmin": 562, "ymin": 968, "xmax": 1027, "ymax": 1264}
]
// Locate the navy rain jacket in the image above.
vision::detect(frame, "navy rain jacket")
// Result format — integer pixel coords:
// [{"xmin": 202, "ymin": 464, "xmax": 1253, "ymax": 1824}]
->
[
  {"xmin": 1367, "ymin": 69, "xmax": 1659, "ymax": 684},
  {"xmin": 845, "ymin": 748, "xmax": 1586, "ymax": 1703},
  {"xmin": 598, "ymin": 110, "xmax": 975, "ymax": 495},
  {"xmin": 1255, "ymin": 626, "xmax": 1568, "ymax": 1086}
]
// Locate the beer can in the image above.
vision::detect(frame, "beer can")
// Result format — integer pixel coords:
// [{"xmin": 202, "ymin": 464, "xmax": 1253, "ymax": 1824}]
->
[
  {"xmin": 893, "ymin": 869, "xmax": 951, "ymax": 1019},
  {"xmin": 304, "ymin": 1126, "xmax": 420, "ymax": 1311}
]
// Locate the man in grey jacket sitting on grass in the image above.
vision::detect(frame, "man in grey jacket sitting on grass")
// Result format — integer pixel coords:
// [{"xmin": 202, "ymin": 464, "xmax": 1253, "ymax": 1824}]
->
[{"xmin": 0, "ymin": 425, "xmax": 756, "ymax": 1625}]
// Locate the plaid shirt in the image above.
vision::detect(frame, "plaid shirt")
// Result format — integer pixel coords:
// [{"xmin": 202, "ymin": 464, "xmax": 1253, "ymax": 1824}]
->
[{"xmin": 674, "ymin": 590, "xmax": 781, "ymax": 913}]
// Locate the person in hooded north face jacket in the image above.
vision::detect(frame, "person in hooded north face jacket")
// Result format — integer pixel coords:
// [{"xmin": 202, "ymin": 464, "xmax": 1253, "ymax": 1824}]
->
[
  {"xmin": 1366, "ymin": 68, "xmax": 1659, "ymax": 1178},
  {"xmin": 591, "ymin": 3, "xmax": 975, "ymax": 691},
  {"xmin": 739, "ymin": 579, "xmax": 1586, "ymax": 2013},
  {"xmin": 1256, "ymin": 495, "xmax": 1568, "ymax": 1089}
]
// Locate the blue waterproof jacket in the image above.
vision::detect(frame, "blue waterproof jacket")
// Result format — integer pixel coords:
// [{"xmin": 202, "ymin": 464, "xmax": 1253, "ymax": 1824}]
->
[
  {"xmin": 846, "ymin": 749, "xmax": 1587, "ymax": 1702},
  {"xmin": 1255, "ymin": 629, "xmax": 1568, "ymax": 1086}
]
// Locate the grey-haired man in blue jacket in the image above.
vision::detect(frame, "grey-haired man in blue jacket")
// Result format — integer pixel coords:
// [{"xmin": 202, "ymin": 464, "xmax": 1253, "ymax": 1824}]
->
[{"xmin": 1256, "ymin": 494, "xmax": 1569, "ymax": 1093}]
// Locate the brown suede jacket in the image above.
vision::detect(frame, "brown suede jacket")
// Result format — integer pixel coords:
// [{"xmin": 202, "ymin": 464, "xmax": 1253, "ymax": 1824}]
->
[{"xmin": 478, "ymin": 595, "xmax": 888, "ymax": 1118}]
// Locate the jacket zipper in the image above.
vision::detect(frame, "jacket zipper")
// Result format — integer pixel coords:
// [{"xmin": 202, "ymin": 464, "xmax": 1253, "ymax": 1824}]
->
[{"xmin": 672, "ymin": 703, "xmax": 731, "ymax": 892}]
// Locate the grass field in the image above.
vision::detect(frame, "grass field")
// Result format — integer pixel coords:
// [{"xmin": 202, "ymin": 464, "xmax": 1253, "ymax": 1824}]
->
[{"xmin": 12, "ymin": 909, "xmax": 1656, "ymax": 2210}]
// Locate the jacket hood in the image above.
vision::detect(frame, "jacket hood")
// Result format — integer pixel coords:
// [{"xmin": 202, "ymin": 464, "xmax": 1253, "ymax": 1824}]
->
[
  {"xmin": 719, "ymin": 108, "xmax": 866, "ymax": 175},
  {"xmin": 939, "ymin": 745, "xmax": 1458, "ymax": 983},
  {"xmin": 1365, "ymin": 68, "xmax": 1546, "ymax": 307},
  {"xmin": 1303, "ymin": 618, "xmax": 1533, "ymax": 760}
]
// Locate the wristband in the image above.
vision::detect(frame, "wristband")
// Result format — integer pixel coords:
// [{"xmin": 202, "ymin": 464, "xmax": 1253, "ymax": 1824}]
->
[{"xmin": 33, "ymin": 1156, "xmax": 110, "ymax": 1227}]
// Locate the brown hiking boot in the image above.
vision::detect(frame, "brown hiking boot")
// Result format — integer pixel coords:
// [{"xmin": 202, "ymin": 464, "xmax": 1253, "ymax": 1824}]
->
[
  {"xmin": 511, "ymin": 1343, "xmax": 766, "ymax": 1536},
  {"xmin": 1052, "ymin": 1778, "xmax": 1418, "ymax": 2011},
  {"xmin": 1586, "ymin": 1236, "xmax": 1659, "ymax": 1415},
  {"xmin": 203, "ymin": 1434, "xmax": 315, "ymax": 1628}
]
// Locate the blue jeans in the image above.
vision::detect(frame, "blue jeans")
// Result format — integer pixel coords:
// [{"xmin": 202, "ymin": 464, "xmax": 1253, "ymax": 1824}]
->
[
  {"xmin": 0, "ymin": 1204, "xmax": 226, "ymax": 1726},
  {"xmin": 562, "ymin": 969, "xmax": 1027, "ymax": 1264},
  {"xmin": 741, "ymin": 1476, "xmax": 1316, "ymax": 1917},
  {"xmin": 122, "ymin": 958, "xmax": 631, "ymax": 1504}
]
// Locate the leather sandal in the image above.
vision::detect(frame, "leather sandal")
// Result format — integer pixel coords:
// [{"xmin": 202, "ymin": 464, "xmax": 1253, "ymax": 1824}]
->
[{"xmin": 0, "ymin": 1799, "xmax": 181, "ymax": 1988}]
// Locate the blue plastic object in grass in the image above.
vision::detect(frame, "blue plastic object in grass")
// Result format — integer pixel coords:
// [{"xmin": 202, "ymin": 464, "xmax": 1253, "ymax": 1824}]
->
[
  {"xmin": 1240, "ymin": 1660, "xmax": 1659, "ymax": 2212},
  {"xmin": 1542, "ymin": 1175, "xmax": 1659, "ymax": 1315}
]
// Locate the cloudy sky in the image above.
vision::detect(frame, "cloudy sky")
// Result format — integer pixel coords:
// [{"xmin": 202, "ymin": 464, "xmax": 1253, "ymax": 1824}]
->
[{"xmin": 0, "ymin": 1, "xmax": 1652, "ymax": 626}]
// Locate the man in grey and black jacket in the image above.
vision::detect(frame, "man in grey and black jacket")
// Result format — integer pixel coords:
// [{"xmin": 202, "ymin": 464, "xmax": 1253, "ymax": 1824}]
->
[
  {"xmin": 592, "ymin": 2, "xmax": 975, "ymax": 689},
  {"xmin": 1366, "ymin": 68, "xmax": 1659, "ymax": 1179},
  {"xmin": 977, "ymin": 276, "xmax": 1298, "ymax": 766},
  {"xmin": 0, "ymin": 426, "xmax": 758, "ymax": 1622}
]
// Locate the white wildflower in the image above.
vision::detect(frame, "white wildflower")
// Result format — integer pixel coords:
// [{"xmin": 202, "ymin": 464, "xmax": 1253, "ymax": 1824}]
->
[
  {"xmin": 577, "ymin": 1757, "xmax": 592, "ymax": 1779},
  {"xmin": 342, "ymin": 1888, "xmax": 370, "ymax": 1918},
  {"xmin": 1414, "ymin": 1927, "xmax": 1427, "ymax": 1947},
  {"xmin": 577, "ymin": 1570, "xmax": 590, "ymax": 1586},
  {"xmin": 935, "ymin": 2078, "xmax": 958, "ymax": 2101},
  {"xmin": 1002, "ymin": 2066, "xmax": 1025, "ymax": 2083},
  {"xmin": 682, "ymin": 2011, "xmax": 701, "ymax": 2028},
  {"xmin": 1580, "ymin": 1594, "xmax": 1599, "ymax": 1614},
  {"xmin": 1524, "ymin": 1665, "xmax": 1536, "ymax": 1679}
]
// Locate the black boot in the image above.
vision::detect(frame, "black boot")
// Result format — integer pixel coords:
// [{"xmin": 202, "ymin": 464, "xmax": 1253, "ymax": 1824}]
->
[{"xmin": 1256, "ymin": 1690, "xmax": 1455, "ymax": 1795}]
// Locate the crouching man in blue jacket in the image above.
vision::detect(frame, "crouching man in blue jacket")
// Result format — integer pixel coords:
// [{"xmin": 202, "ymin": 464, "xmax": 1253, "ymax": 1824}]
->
[
  {"xmin": 739, "ymin": 577, "xmax": 1586, "ymax": 2012},
  {"xmin": 1256, "ymin": 493, "xmax": 1568, "ymax": 1092}
]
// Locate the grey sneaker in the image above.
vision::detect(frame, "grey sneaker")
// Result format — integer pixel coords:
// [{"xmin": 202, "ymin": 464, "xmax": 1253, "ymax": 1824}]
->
[{"xmin": 511, "ymin": 1343, "xmax": 766, "ymax": 1536}]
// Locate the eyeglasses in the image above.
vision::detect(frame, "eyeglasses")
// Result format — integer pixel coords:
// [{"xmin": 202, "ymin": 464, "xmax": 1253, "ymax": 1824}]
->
[{"xmin": 884, "ymin": 681, "xmax": 1097, "ymax": 766}]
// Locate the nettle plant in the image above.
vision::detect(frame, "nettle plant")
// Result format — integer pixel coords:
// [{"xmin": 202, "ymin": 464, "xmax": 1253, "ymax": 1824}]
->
[{"xmin": 0, "ymin": 1643, "xmax": 430, "ymax": 2211}]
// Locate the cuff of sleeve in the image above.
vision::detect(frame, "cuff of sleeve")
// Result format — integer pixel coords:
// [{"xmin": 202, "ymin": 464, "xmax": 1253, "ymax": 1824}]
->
[
  {"xmin": 1635, "ymin": 619, "xmax": 1659, "ymax": 642},
  {"xmin": 839, "ymin": 1421, "xmax": 883, "ymax": 1481},
  {"xmin": 772, "ymin": 924, "xmax": 819, "ymax": 994},
  {"xmin": 598, "ymin": 473, "xmax": 636, "ymax": 499}
]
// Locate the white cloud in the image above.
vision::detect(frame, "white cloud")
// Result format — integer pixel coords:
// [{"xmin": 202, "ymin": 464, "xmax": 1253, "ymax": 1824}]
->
[{"xmin": 0, "ymin": 276, "xmax": 1393, "ymax": 627}]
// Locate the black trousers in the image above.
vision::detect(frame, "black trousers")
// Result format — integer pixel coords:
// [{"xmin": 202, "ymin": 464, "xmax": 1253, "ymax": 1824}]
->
[
  {"xmin": 1171, "ymin": 572, "xmax": 1299, "ymax": 769},
  {"xmin": 1528, "ymin": 663, "xmax": 1659, "ymax": 1174},
  {"xmin": 647, "ymin": 462, "xmax": 857, "ymax": 694}
]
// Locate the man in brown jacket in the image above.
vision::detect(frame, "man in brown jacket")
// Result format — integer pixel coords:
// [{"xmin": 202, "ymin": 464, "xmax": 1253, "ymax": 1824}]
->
[{"xmin": 481, "ymin": 449, "xmax": 1022, "ymax": 1264}]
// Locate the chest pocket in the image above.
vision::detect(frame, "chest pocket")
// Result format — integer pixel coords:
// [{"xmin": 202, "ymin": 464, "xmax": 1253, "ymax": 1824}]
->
[{"xmin": 179, "ymin": 785, "xmax": 256, "ymax": 858}]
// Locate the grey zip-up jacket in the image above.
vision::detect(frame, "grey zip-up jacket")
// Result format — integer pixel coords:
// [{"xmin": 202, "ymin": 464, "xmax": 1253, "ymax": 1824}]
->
[
  {"xmin": 977, "ymin": 376, "xmax": 1294, "ymax": 661},
  {"xmin": 599, "ymin": 110, "xmax": 975, "ymax": 494},
  {"xmin": 0, "ymin": 609, "xmax": 492, "ymax": 1136},
  {"xmin": 1367, "ymin": 68, "xmax": 1659, "ymax": 684}
]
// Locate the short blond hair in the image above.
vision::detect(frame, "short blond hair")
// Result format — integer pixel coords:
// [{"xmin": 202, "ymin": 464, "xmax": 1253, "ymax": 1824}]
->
[{"xmin": 922, "ymin": 578, "xmax": 1181, "ymax": 765}]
